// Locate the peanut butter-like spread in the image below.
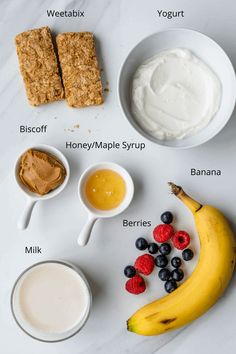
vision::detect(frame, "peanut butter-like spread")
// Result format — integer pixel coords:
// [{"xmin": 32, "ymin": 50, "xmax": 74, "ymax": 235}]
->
[{"xmin": 19, "ymin": 149, "xmax": 66, "ymax": 195}]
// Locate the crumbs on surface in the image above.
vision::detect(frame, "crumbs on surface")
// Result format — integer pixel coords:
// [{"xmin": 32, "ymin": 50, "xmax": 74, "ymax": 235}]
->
[
  {"xmin": 104, "ymin": 80, "xmax": 109, "ymax": 92},
  {"xmin": 64, "ymin": 124, "xmax": 80, "ymax": 132}
]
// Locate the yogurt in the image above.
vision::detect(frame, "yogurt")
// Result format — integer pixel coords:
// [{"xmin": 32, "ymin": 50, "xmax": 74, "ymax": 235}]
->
[
  {"xmin": 11, "ymin": 261, "xmax": 91, "ymax": 342},
  {"xmin": 131, "ymin": 48, "xmax": 222, "ymax": 140}
]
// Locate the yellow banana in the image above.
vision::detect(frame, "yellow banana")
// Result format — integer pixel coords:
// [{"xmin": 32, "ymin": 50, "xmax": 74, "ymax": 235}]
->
[{"xmin": 127, "ymin": 182, "xmax": 236, "ymax": 336}]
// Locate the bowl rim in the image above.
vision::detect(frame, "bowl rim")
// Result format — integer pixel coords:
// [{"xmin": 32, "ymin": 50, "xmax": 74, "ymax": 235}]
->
[{"xmin": 118, "ymin": 27, "xmax": 236, "ymax": 149}]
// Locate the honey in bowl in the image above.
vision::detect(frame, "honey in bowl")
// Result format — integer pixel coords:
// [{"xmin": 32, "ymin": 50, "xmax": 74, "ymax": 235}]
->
[{"xmin": 85, "ymin": 169, "xmax": 126, "ymax": 211}]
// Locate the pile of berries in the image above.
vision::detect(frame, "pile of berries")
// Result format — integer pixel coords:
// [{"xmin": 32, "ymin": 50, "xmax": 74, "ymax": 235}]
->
[{"xmin": 124, "ymin": 211, "xmax": 194, "ymax": 295}]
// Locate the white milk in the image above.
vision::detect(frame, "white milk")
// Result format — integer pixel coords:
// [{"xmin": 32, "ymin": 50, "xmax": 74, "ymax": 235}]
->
[{"xmin": 11, "ymin": 261, "xmax": 91, "ymax": 341}]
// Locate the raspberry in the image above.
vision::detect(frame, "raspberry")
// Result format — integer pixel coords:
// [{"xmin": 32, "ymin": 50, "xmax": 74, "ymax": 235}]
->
[
  {"xmin": 125, "ymin": 275, "xmax": 146, "ymax": 294},
  {"xmin": 153, "ymin": 224, "xmax": 174, "ymax": 243},
  {"xmin": 172, "ymin": 231, "xmax": 190, "ymax": 250},
  {"xmin": 134, "ymin": 254, "xmax": 155, "ymax": 275}
]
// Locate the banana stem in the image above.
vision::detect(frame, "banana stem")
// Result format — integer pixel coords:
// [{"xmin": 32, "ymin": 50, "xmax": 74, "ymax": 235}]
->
[{"xmin": 169, "ymin": 182, "xmax": 202, "ymax": 214}]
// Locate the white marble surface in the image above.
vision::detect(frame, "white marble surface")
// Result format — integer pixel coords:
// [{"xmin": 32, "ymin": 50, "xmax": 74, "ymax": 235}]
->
[{"xmin": 1, "ymin": 0, "xmax": 236, "ymax": 353}]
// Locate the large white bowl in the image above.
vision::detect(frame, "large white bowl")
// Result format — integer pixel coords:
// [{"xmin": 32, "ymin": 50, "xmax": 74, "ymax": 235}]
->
[{"xmin": 118, "ymin": 28, "xmax": 236, "ymax": 148}]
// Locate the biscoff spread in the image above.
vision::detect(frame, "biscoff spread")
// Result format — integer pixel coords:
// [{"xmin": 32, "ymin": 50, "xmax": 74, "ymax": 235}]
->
[{"xmin": 19, "ymin": 149, "xmax": 66, "ymax": 195}]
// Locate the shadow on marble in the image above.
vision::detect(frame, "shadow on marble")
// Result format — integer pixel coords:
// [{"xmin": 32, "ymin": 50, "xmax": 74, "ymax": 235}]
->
[{"xmin": 95, "ymin": 36, "xmax": 109, "ymax": 103}]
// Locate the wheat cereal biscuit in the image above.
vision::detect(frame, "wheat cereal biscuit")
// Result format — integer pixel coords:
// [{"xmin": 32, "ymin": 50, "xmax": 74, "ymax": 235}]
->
[
  {"xmin": 15, "ymin": 26, "xmax": 64, "ymax": 106},
  {"xmin": 56, "ymin": 32, "xmax": 103, "ymax": 107}
]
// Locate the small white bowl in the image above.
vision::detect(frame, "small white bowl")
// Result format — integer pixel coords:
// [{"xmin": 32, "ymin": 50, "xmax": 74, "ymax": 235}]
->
[
  {"xmin": 77, "ymin": 162, "xmax": 134, "ymax": 246},
  {"xmin": 118, "ymin": 28, "xmax": 236, "ymax": 148},
  {"xmin": 15, "ymin": 144, "xmax": 70, "ymax": 230}
]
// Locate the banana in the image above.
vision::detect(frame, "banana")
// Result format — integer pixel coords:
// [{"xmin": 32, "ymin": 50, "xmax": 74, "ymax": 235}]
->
[{"xmin": 127, "ymin": 182, "xmax": 236, "ymax": 336}]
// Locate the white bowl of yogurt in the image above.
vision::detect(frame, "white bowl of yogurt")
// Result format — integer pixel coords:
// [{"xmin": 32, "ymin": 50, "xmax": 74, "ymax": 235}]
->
[
  {"xmin": 11, "ymin": 260, "xmax": 92, "ymax": 342},
  {"xmin": 118, "ymin": 28, "xmax": 236, "ymax": 148}
]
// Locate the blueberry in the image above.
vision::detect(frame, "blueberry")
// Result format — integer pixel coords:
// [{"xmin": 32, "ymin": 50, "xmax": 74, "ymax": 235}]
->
[
  {"xmin": 182, "ymin": 248, "xmax": 194, "ymax": 261},
  {"xmin": 135, "ymin": 237, "xmax": 148, "ymax": 251},
  {"xmin": 159, "ymin": 243, "xmax": 171, "ymax": 255},
  {"xmin": 155, "ymin": 255, "xmax": 168, "ymax": 268},
  {"xmin": 161, "ymin": 211, "xmax": 173, "ymax": 224},
  {"xmin": 165, "ymin": 279, "xmax": 178, "ymax": 293},
  {"xmin": 124, "ymin": 265, "xmax": 136, "ymax": 278},
  {"xmin": 148, "ymin": 243, "xmax": 159, "ymax": 254},
  {"xmin": 158, "ymin": 268, "xmax": 171, "ymax": 281},
  {"xmin": 171, "ymin": 268, "xmax": 184, "ymax": 282},
  {"xmin": 171, "ymin": 257, "xmax": 182, "ymax": 268}
]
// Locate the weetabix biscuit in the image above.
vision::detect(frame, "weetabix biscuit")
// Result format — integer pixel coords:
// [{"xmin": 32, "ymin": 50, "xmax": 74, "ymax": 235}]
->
[
  {"xmin": 15, "ymin": 26, "xmax": 64, "ymax": 106},
  {"xmin": 56, "ymin": 32, "xmax": 103, "ymax": 107}
]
